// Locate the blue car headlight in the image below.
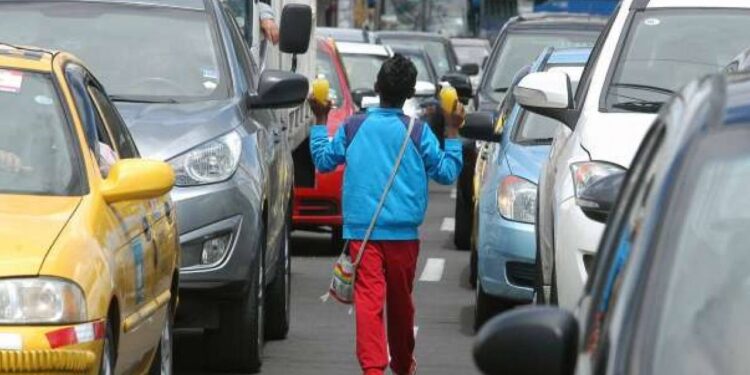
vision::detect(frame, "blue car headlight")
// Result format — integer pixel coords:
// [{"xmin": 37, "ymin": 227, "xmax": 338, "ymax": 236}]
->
[
  {"xmin": 169, "ymin": 131, "xmax": 242, "ymax": 186},
  {"xmin": 497, "ymin": 175, "xmax": 537, "ymax": 224}
]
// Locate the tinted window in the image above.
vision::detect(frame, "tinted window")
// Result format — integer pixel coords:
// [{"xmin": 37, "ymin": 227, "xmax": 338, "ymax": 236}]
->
[
  {"xmin": 0, "ymin": 2, "xmax": 228, "ymax": 102},
  {"xmin": 316, "ymin": 50, "xmax": 345, "ymax": 107},
  {"xmin": 485, "ymin": 31, "xmax": 598, "ymax": 101},
  {"xmin": 0, "ymin": 70, "xmax": 82, "ymax": 196},
  {"xmin": 605, "ymin": 10, "xmax": 750, "ymax": 113},
  {"xmin": 88, "ymin": 85, "xmax": 139, "ymax": 159},
  {"xmin": 340, "ymin": 54, "xmax": 387, "ymax": 92}
]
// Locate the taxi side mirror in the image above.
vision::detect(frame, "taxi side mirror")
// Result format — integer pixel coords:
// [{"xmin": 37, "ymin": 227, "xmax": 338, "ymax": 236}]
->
[{"xmin": 101, "ymin": 159, "xmax": 174, "ymax": 203}]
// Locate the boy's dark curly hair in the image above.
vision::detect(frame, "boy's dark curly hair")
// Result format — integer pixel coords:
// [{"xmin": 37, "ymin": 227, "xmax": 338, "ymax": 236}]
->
[{"xmin": 375, "ymin": 53, "xmax": 417, "ymax": 106}]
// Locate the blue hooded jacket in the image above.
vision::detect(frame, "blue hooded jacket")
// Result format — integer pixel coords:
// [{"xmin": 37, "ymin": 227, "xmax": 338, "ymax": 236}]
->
[{"xmin": 310, "ymin": 107, "xmax": 463, "ymax": 240}]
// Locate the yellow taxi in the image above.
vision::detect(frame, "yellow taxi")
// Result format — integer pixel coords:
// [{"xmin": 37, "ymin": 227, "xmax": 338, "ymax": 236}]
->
[{"xmin": 0, "ymin": 44, "xmax": 179, "ymax": 374}]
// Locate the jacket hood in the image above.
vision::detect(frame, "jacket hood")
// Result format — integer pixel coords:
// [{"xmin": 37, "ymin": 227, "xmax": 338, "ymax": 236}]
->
[
  {"xmin": 115, "ymin": 98, "xmax": 250, "ymax": 161},
  {"xmin": 0, "ymin": 196, "xmax": 81, "ymax": 276},
  {"xmin": 504, "ymin": 143, "xmax": 552, "ymax": 184},
  {"xmin": 579, "ymin": 111, "xmax": 657, "ymax": 168}
]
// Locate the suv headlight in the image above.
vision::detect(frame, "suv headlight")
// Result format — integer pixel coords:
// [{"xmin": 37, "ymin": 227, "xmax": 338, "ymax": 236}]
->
[
  {"xmin": 170, "ymin": 131, "xmax": 242, "ymax": 186},
  {"xmin": 570, "ymin": 161, "xmax": 626, "ymax": 203},
  {"xmin": 0, "ymin": 278, "xmax": 87, "ymax": 324},
  {"xmin": 498, "ymin": 175, "xmax": 537, "ymax": 224}
]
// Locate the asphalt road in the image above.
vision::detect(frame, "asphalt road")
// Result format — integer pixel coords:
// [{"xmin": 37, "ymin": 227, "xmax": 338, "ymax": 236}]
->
[{"xmin": 175, "ymin": 184, "xmax": 482, "ymax": 374}]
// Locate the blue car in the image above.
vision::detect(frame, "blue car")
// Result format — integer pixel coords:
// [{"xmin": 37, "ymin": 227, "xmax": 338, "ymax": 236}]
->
[{"xmin": 461, "ymin": 48, "xmax": 591, "ymax": 328}]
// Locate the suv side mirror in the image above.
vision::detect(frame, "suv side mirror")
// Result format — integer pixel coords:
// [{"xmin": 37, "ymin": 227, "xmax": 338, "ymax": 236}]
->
[
  {"xmin": 248, "ymin": 70, "xmax": 309, "ymax": 109},
  {"xmin": 460, "ymin": 63, "xmax": 480, "ymax": 76},
  {"xmin": 474, "ymin": 307, "xmax": 578, "ymax": 375},
  {"xmin": 577, "ymin": 171, "xmax": 626, "ymax": 224},
  {"xmin": 514, "ymin": 71, "xmax": 575, "ymax": 128},
  {"xmin": 279, "ymin": 4, "xmax": 312, "ymax": 54},
  {"xmin": 460, "ymin": 111, "xmax": 501, "ymax": 143}
]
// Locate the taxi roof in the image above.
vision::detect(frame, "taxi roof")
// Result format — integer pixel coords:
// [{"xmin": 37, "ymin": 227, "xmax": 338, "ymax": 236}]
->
[{"xmin": 0, "ymin": 44, "xmax": 54, "ymax": 72}]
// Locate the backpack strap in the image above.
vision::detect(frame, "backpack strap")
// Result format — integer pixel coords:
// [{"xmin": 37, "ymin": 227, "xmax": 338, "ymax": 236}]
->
[
  {"xmin": 398, "ymin": 114, "xmax": 424, "ymax": 153},
  {"xmin": 343, "ymin": 113, "xmax": 424, "ymax": 152},
  {"xmin": 343, "ymin": 114, "xmax": 368, "ymax": 147}
]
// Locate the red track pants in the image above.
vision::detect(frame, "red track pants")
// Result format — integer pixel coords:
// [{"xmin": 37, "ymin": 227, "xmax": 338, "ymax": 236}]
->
[{"xmin": 349, "ymin": 240, "xmax": 419, "ymax": 375}]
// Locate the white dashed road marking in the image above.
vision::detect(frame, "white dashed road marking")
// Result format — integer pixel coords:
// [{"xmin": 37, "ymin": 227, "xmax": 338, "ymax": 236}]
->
[
  {"xmin": 419, "ymin": 258, "xmax": 446, "ymax": 282},
  {"xmin": 440, "ymin": 217, "xmax": 455, "ymax": 232},
  {"xmin": 450, "ymin": 188, "xmax": 457, "ymax": 199}
]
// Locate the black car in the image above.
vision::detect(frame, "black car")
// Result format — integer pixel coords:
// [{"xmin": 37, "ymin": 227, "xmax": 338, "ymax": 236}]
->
[
  {"xmin": 0, "ymin": 0, "xmax": 311, "ymax": 372},
  {"xmin": 452, "ymin": 13, "xmax": 605, "ymax": 252},
  {"xmin": 475, "ymin": 72, "xmax": 750, "ymax": 375}
]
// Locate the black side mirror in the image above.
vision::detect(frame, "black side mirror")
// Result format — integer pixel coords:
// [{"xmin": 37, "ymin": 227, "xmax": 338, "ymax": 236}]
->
[
  {"xmin": 577, "ymin": 171, "xmax": 626, "ymax": 224},
  {"xmin": 248, "ymin": 70, "xmax": 309, "ymax": 109},
  {"xmin": 351, "ymin": 88, "xmax": 377, "ymax": 110},
  {"xmin": 474, "ymin": 307, "xmax": 578, "ymax": 375},
  {"xmin": 460, "ymin": 111, "xmax": 501, "ymax": 143},
  {"xmin": 441, "ymin": 73, "xmax": 473, "ymax": 104},
  {"xmin": 279, "ymin": 4, "xmax": 312, "ymax": 54},
  {"xmin": 460, "ymin": 63, "xmax": 480, "ymax": 76}
]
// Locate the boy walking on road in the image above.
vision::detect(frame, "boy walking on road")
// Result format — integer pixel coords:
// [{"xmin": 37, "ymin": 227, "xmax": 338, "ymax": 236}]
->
[{"xmin": 308, "ymin": 54, "xmax": 464, "ymax": 375}]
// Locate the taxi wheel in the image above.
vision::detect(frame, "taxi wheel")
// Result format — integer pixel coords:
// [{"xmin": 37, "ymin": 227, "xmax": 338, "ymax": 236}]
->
[
  {"xmin": 99, "ymin": 322, "xmax": 115, "ymax": 375},
  {"xmin": 205, "ymin": 256, "xmax": 264, "ymax": 372},
  {"xmin": 454, "ymin": 180, "xmax": 472, "ymax": 251},
  {"xmin": 149, "ymin": 304, "xmax": 173, "ymax": 375},
  {"xmin": 265, "ymin": 217, "xmax": 291, "ymax": 340}
]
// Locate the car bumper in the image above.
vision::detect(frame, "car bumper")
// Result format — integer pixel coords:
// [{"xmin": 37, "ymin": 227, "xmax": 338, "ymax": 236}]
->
[
  {"xmin": 554, "ymin": 197, "xmax": 605, "ymax": 308},
  {"xmin": 477, "ymin": 212, "xmax": 535, "ymax": 302},
  {"xmin": 172, "ymin": 171, "xmax": 263, "ymax": 297},
  {"xmin": 293, "ymin": 165, "xmax": 343, "ymax": 227},
  {"xmin": 0, "ymin": 325, "xmax": 102, "ymax": 374}
]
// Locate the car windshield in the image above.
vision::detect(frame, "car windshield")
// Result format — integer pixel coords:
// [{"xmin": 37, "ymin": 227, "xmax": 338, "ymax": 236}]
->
[
  {"xmin": 316, "ymin": 50, "xmax": 345, "ymax": 107},
  {"xmin": 0, "ymin": 2, "xmax": 227, "ymax": 103},
  {"xmin": 401, "ymin": 53, "xmax": 433, "ymax": 83},
  {"xmin": 341, "ymin": 54, "xmax": 387, "ymax": 91},
  {"xmin": 380, "ymin": 38, "xmax": 452, "ymax": 77},
  {"xmin": 649, "ymin": 132, "xmax": 750, "ymax": 375},
  {"xmin": 454, "ymin": 44, "xmax": 489, "ymax": 66},
  {"xmin": 0, "ymin": 70, "xmax": 82, "ymax": 196},
  {"xmin": 514, "ymin": 65, "xmax": 584, "ymax": 144},
  {"xmin": 485, "ymin": 31, "xmax": 598, "ymax": 102},
  {"xmin": 605, "ymin": 10, "xmax": 750, "ymax": 114}
]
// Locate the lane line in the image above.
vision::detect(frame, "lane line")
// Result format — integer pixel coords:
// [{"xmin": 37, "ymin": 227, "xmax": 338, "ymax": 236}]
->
[
  {"xmin": 450, "ymin": 188, "xmax": 457, "ymax": 199},
  {"xmin": 419, "ymin": 258, "xmax": 446, "ymax": 282},
  {"xmin": 440, "ymin": 217, "xmax": 455, "ymax": 232}
]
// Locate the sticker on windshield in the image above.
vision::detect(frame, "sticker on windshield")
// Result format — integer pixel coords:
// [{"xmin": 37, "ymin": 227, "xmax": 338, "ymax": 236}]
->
[
  {"xmin": 0, "ymin": 69, "xmax": 23, "ymax": 94},
  {"xmin": 644, "ymin": 18, "xmax": 661, "ymax": 26},
  {"xmin": 202, "ymin": 68, "xmax": 219, "ymax": 80}
]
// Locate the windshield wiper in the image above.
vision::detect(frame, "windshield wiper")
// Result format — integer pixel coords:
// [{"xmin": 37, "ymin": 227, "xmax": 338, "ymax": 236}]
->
[
  {"xmin": 493, "ymin": 87, "xmax": 509, "ymax": 93},
  {"xmin": 109, "ymin": 95, "xmax": 178, "ymax": 104},
  {"xmin": 610, "ymin": 82, "xmax": 674, "ymax": 96},
  {"xmin": 611, "ymin": 100, "xmax": 664, "ymax": 113}
]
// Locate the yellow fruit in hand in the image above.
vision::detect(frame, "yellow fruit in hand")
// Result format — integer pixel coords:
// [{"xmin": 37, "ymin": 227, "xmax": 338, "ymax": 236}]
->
[
  {"xmin": 312, "ymin": 77, "xmax": 330, "ymax": 104},
  {"xmin": 440, "ymin": 86, "xmax": 458, "ymax": 114}
]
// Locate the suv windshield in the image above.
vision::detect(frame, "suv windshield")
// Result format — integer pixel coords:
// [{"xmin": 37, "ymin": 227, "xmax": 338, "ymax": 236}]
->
[
  {"xmin": 316, "ymin": 50, "xmax": 345, "ymax": 107},
  {"xmin": 605, "ymin": 10, "xmax": 750, "ymax": 113},
  {"xmin": 485, "ymin": 31, "xmax": 598, "ymax": 102},
  {"xmin": 341, "ymin": 54, "xmax": 387, "ymax": 91},
  {"xmin": 380, "ymin": 38, "xmax": 452, "ymax": 77},
  {"xmin": 0, "ymin": 2, "xmax": 227, "ymax": 103},
  {"xmin": 0, "ymin": 70, "xmax": 82, "ymax": 196}
]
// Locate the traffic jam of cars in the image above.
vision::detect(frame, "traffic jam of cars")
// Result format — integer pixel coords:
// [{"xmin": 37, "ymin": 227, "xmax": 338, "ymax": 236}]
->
[{"xmin": 1, "ymin": 0, "xmax": 750, "ymax": 374}]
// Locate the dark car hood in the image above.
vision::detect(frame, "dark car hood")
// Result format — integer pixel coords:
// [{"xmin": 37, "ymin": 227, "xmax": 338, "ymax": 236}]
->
[{"xmin": 114, "ymin": 98, "xmax": 249, "ymax": 161}]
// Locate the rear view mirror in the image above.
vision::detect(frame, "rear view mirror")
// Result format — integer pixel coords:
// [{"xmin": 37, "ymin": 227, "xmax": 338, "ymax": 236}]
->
[
  {"xmin": 514, "ymin": 71, "xmax": 575, "ymax": 127},
  {"xmin": 460, "ymin": 111, "xmax": 501, "ymax": 143},
  {"xmin": 577, "ymin": 171, "xmax": 626, "ymax": 223},
  {"xmin": 474, "ymin": 307, "xmax": 578, "ymax": 375},
  {"xmin": 248, "ymin": 70, "xmax": 309, "ymax": 109},
  {"xmin": 279, "ymin": 4, "xmax": 312, "ymax": 54},
  {"xmin": 440, "ymin": 73, "xmax": 473, "ymax": 104},
  {"xmin": 460, "ymin": 63, "xmax": 480, "ymax": 76},
  {"xmin": 415, "ymin": 81, "xmax": 437, "ymax": 97}
]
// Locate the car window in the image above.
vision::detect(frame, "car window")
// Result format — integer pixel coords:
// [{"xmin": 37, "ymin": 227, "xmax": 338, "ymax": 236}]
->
[
  {"xmin": 88, "ymin": 84, "xmax": 139, "ymax": 159},
  {"xmin": 340, "ymin": 54, "xmax": 388, "ymax": 92},
  {"xmin": 604, "ymin": 9, "xmax": 750, "ymax": 113},
  {"xmin": 0, "ymin": 69, "xmax": 83, "ymax": 196},
  {"xmin": 381, "ymin": 38, "xmax": 452, "ymax": 77},
  {"xmin": 223, "ymin": 2, "xmax": 257, "ymax": 92},
  {"xmin": 316, "ymin": 49, "xmax": 345, "ymax": 107},
  {"xmin": 86, "ymin": 83, "xmax": 119, "ymax": 178},
  {"xmin": 575, "ymin": 7, "xmax": 618, "ymax": 107}
]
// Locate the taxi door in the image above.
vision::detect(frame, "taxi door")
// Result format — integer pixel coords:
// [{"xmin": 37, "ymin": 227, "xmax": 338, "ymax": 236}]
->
[{"xmin": 80, "ymin": 74, "xmax": 163, "ymax": 372}]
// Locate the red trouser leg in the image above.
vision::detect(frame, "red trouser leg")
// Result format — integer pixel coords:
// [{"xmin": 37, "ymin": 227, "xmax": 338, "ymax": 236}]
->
[
  {"xmin": 384, "ymin": 240, "xmax": 419, "ymax": 375},
  {"xmin": 350, "ymin": 240, "xmax": 420, "ymax": 375}
]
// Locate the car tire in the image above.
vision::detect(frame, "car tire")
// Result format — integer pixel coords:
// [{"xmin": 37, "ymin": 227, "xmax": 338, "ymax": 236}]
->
[
  {"xmin": 149, "ymin": 304, "xmax": 173, "ymax": 375},
  {"xmin": 454, "ymin": 180, "xmax": 473, "ymax": 251},
  {"xmin": 205, "ymin": 254, "xmax": 265, "ymax": 373},
  {"xmin": 469, "ymin": 245, "xmax": 477, "ymax": 289},
  {"xmin": 474, "ymin": 280, "xmax": 510, "ymax": 331},
  {"xmin": 99, "ymin": 321, "xmax": 115, "ymax": 375},
  {"xmin": 265, "ymin": 216, "xmax": 291, "ymax": 340}
]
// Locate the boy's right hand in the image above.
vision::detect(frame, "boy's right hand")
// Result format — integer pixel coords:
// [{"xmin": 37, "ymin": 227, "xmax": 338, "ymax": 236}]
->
[
  {"xmin": 308, "ymin": 95, "xmax": 332, "ymax": 125},
  {"xmin": 444, "ymin": 101, "xmax": 465, "ymax": 138}
]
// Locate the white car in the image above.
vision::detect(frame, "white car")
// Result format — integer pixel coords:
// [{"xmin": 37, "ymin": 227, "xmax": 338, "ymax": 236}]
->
[{"xmin": 514, "ymin": 0, "xmax": 750, "ymax": 308}]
